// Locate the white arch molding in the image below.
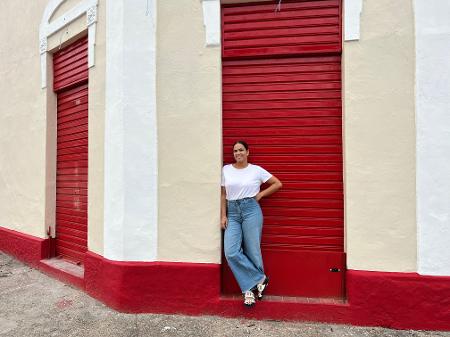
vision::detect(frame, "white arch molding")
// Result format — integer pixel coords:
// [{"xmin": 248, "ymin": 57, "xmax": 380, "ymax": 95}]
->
[{"xmin": 39, "ymin": 0, "xmax": 98, "ymax": 88}]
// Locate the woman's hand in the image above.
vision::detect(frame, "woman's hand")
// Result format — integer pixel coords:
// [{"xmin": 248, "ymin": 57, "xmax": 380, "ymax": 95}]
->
[
  {"xmin": 255, "ymin": 193, "xmax": 263, "ymax": 202},
  {"xmin": 221, "ymin": 215, "xmax": 228, "ymax": 229}
]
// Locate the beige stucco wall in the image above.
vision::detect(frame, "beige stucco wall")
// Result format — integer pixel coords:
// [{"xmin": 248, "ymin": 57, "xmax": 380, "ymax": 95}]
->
[
  {"xmin": 157, "ymin": 0, "xmax": 222, "ymax": 263},
  {"xmin": 0, "ymin": 0, "xmax": 105, "ymax": 254},
  {"xmin": 0, "ymin": 0, "xmax": 51, "ymax": 238},
  {"xmin": 343, "ymin": 0, "xmax": 417, "ymax": 272}
]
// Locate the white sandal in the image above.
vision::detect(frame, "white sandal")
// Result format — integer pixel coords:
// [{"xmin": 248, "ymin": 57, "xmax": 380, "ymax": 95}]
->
[
  {"xmin": 243, "ymin": 291, "xmax": 255, "ymax": 307},
  {"xmin": 256, "ymin": 277, "xmax": 269, "ymax": 300}
]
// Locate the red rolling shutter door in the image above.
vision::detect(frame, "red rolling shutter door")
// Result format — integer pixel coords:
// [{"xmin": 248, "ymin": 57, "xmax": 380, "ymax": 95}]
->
[
  {"xmin": 53, "ymin": 37, "xmax": 88, "ymax": 264},
  {"xmin": 221, "ymin": 1, "xmax": 344, "ymax": 298}
]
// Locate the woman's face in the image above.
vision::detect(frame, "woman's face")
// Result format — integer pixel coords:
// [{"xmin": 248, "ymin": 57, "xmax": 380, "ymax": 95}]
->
[{"xmin": 233, "ymin": 143, "xmax": 249, "ymax": 164}]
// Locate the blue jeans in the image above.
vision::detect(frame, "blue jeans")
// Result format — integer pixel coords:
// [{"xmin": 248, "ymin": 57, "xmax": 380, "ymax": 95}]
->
[{"xmin": 224, "ymin": 197, "xmax": 265, "ymax": 293}]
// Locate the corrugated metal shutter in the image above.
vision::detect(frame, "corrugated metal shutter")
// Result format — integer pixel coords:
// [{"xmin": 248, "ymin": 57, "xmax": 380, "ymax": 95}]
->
[
  {"xmin": 54, "ymin": 37, "xmax": 88, "ymax": 264},
  {"xmin": 222, "ymin": 0, "xmax": 341, "ymax": 58},
  {"xmin": 53, "ymin": 36, "xmax": 88, "ymax": 92},
  {"xmin": 221, "ymin": 1, "xmax": 344, "ymax": 298}
]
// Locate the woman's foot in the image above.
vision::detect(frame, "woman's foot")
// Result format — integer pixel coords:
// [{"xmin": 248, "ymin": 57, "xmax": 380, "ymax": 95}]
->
[
  {"xmin": 256, "ymin": 276, "xmax": 269, "ymax": 300},
  {"xmin": 243, "ymin": 290, "xmax": 256, "ymax": 307}
]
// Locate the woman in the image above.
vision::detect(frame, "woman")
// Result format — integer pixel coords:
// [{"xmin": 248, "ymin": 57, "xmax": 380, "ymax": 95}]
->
[{"xmin": 221, "ymin": 140, "xmax": 282, "ymax": 307}]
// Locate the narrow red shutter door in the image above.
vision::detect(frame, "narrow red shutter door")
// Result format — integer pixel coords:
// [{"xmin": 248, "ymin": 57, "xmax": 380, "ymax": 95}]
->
[
  {"xmin": 53, "ymin": 37, "xmax": 88, "ymax": 264},
  {"xmin": 221, "ymin": 1, "xmax": 344, "ymax": 298}
]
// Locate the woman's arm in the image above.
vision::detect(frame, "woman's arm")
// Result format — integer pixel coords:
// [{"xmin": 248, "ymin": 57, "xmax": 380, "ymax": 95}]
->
[
  {"xmin": 221, "ymin": 187, "xmax": 228, "ymax": 229},
  {"xmin": 255, "ymin": 176, "xmax": 282, "ymax": 202}
]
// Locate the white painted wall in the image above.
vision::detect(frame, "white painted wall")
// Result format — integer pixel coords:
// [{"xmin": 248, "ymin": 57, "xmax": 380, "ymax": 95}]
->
[
  {"xmin": 104, "ymin": 0, "xmax": 158, "ymax": 261},
  {"xmin": 415, "ymin": 0, "xmax": 450, "ymax": 276}
]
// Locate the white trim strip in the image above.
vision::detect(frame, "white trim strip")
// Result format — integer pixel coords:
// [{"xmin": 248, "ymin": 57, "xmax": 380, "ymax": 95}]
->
[
  {"xmin": 40, "ymin": 51, "xmax": 47, "ymax": 89},
  {"xmin": 202, "ymin": 0, "xmax": 221, "ymax": 47},
  {"xmin": 344, "ymin": 0, "xmax": 363, "ymax": 41},
  {"xmin": 88, "ymin": 22, "xmax": 96, "ymax": 68}
]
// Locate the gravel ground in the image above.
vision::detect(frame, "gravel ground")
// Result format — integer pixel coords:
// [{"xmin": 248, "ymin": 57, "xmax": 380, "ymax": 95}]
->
[{"xmin": 0, "ymin": 252, "xmax": 448, "ymax": 337}]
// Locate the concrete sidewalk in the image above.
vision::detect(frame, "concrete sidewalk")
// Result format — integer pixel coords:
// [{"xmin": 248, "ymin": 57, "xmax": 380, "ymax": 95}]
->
[{"xmin": 0, "ymin": 252, "xmax": 447, "ymax": 337}]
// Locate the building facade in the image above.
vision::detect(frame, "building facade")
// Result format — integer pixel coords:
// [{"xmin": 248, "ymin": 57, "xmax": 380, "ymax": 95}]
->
[{"xmin": 1, "ymin": 0, "xmax": 450, "ymax": 330}]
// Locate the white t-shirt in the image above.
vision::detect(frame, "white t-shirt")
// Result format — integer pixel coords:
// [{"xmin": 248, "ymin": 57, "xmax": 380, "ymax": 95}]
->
[{"xmin": 221, "ymin": 164, "xmax": 272, "ymax": 200}]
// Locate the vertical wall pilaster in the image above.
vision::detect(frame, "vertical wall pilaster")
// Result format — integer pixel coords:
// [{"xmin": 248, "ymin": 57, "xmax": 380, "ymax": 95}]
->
[
  {"xmin": 104, "ymin": 0, "xmax": 158, "ymax": 261},
  {"xmin": 415, "ymin": 0, "xmax": 450, "ymax": 276}
]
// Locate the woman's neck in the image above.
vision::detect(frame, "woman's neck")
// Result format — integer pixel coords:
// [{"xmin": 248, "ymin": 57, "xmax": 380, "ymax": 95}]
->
[{"xmin": 233, "ymin": 162, "xmax": 249, "ymax": 169}]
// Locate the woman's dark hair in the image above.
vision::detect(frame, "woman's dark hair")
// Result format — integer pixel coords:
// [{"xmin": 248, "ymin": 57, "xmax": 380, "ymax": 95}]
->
[{"xmin": 233, "ymin": 140, "xmax": 249, "ymax": 151}]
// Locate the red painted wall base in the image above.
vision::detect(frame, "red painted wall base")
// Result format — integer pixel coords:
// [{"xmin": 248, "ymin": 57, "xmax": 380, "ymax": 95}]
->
[
  {"xmin": 1, "ymin": 226, "xmax": 450, "ymax": 331},
  {"xmin": 0, "ymin": 227, "xmax": 49, "ymax": 266},
  {"xmin": 84, "ymin": 251, "xmax": 221, "ymax": 314},
  {"xmin": 347, "ymin": 270, "xmax": 450, "ymax": 331}
]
